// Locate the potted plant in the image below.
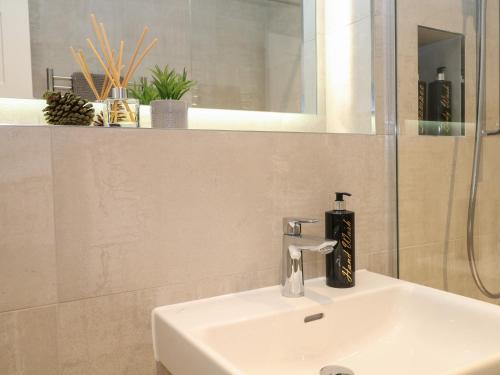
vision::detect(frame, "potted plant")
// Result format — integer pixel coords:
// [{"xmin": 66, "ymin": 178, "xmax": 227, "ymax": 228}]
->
[
  {"xmin": 128, "ymin": 77, "xmax": 160, "ymax": 105},
  {"xmin": 145, "ymin": 65, "xmax": 195, "ymax": 128}
]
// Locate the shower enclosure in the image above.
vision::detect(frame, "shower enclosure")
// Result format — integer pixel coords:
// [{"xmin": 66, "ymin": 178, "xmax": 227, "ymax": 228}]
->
[{"xmin": 397, "ymin": 0, "xmax": 500, "ymax": 304}]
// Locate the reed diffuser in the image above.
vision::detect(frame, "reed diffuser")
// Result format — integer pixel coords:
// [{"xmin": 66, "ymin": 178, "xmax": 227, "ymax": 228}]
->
[{"xmin": 70, "ymin": 14, "xmax": 157, "ymax": 127}]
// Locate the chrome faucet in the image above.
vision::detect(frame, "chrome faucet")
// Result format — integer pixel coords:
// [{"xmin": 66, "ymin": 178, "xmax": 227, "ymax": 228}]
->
[{"xmin": 281, "ymin": 218, "xmax": 337, "ymax": 298}]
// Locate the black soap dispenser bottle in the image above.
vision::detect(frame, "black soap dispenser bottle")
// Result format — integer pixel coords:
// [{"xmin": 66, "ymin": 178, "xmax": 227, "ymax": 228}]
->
[
  {"xmin": 428, "ymin": 66, "xmax": 452, "ymax": 123},
  {"xmin": 325, "ymin": 192, "xmax": 355, "ymax": 288}
]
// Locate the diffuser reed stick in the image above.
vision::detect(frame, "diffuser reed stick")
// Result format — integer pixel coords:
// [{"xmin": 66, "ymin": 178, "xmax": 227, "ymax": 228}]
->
[
  {"xmin": 70, "ymin": 14, "xmax": 157, "ymax": 125},
  {"xmin": 69, "ymin": 47, "xmax": 100, "ymax": 100},
  {"xmin": 123, "ymin": 38, "xmax": 158, "ymax": 87},
  {"xmin": 85, "ymin": 14, "xmax": 157, "ymax": 90},
  {"xmin": 122, "ymin": 27, "xmax": 149, "ymax": 85},
  {"xmin": 86, "ymin": 38, "xmax": 118, "ymax": 88}
]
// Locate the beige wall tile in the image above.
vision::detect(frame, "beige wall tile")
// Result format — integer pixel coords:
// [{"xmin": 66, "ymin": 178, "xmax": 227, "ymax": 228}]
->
[
  {"xmin": 399, "ymin": 242, "xmax": 447, "ymax": 290},
  {"xmin": 51, "ymin": 128, "xmax": 278, "ymax": 301},
  {"xmin": 194, "ymin": 267, "xmax": 281, "ymax": 300},
  {"xmin": 0, "ymin": 313, "xmax": 17, "ymax": 375},
  {"xmin": 399, "ymin": 135, "xmax": 500, "ymax": 301},
  {"xmin": 448, "ymin": 238, "xmax": 500, "ymax": 305},
  {"xmin": 156, "ymin": 362, "xmax": 172, "ymax": 375},
  {"xmin": 57, "ymin": 289, "xmax": 158, "ymax": 375},
  {"xmin": 355, "ymin": 252, "xmax": 370, "ymax": 270},
  {"xmin": 0, "ymin": 306, "xmax": 59, "ymax": 375},
  {"xmin": 368, "ymin": 250, "xmax": 396, "ymax": 277},
  {"xmin": 58, "ymin": 277, "xmax": 296, "ymax": 375},
  {"xmin": 0, "ymin": 127, "xmax": 57, "ymax": 312},
  {"xmin": 398, "ymin": 135, "xmax": 474, "ymax": 248},
  {"xmin": 51, "ymin": 129, "xmax": 396, "ymax": 302},
  {"xmin": 325, "ymin": 135, "xmax": 396, "ymax": 255},
  {"xmin": 56, "ymin": 301, "xmax": 90, "ymax": 375},
  {"xmin": 400, "ymin": 233, "xmax": 500, "ymax": 305}
]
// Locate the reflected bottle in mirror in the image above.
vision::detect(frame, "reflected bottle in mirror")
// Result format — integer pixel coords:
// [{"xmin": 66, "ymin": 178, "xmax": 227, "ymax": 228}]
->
[{"xmin": 428, "ymin": 67, "xmax": 452, "ymax": 135}]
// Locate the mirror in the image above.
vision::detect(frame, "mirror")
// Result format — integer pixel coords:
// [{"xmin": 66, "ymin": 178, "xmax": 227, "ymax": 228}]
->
[
  {"xmin": 417, "ymin": 26, "xmax": 465, "ymax": 136},
  {"xmin": 0, "ymin": 0, "xmax": 379, "ymax": 134},
  {"xmin": 4, "ymin": 0, "xmax": 315, "ymax": 114}
]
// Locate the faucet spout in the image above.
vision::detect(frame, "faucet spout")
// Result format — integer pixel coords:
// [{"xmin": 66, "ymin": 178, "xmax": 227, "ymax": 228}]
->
[{"xmin": 288, "ymin": 241, "xmax": 336, "ymax": 260}]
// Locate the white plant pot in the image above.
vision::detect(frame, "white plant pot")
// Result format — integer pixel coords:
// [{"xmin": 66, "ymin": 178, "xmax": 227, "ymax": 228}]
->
[{"xmin": 151, "ymin": 100, "xmax": 188, "ymax": 129}]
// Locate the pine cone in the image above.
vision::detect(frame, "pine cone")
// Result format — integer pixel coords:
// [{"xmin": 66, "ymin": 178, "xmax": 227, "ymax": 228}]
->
[{"xmin": 42, "ymin": 91, "xmax": 95, "ymax": 126}]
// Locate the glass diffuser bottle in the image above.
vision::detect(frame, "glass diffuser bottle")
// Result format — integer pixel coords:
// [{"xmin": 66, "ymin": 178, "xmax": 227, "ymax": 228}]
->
[{"xmin": 105, "ymin": 87, "xmax": 139, "ymax": 128}]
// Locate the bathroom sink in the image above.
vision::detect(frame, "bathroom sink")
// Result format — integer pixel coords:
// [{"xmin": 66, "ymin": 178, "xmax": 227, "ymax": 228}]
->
[{"xmin": 152, "ymin": 270, "xmax": 500, "ymax": 375}]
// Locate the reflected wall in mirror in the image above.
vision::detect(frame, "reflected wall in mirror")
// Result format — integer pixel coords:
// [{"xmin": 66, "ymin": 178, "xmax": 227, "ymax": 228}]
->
[{"xmin": 23, "ymin": 0, "xmax": 316, "ymax": 114}]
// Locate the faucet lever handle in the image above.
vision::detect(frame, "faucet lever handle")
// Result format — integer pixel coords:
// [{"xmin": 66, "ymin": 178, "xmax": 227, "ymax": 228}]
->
[{"xmin": 283, "ymin": 217, "xmax": 318, "ymax": 236}]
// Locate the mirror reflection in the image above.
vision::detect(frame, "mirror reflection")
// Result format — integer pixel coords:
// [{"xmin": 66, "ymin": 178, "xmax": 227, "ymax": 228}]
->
[
  {"xmin": 0, "ymin": 0, "xmax": 377, "ymax": 134},
  {"xmin": 16, "ymin": 0, "xmax": 317, "ymax": 114}
]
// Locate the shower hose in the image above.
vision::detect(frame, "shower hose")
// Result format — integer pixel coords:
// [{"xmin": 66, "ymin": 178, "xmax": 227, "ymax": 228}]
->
[{"xmin": 467, "ymin": 0, "xmax": 500, "ymax": 298}]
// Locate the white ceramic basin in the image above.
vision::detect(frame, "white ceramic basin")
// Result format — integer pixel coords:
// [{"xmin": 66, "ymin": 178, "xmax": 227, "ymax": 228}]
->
[{"xmin": 152, "ymin": 270, "xmax": 500, "ymax": 375}]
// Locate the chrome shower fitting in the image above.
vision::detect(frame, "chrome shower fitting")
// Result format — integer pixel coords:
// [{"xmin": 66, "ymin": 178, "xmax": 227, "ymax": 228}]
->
[{"xmin": 466, "ymin": 0, "xmax": 500, "ymax": 299}]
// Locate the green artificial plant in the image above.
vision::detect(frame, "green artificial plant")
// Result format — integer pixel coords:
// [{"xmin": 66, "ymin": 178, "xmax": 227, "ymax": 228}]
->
[
  {"xmin": 128, "ymin": 66, "xmax": 195, "ymax": 105},
  {"xmin": 150, "ymin": 65, "xmax": 195, "ymax": 100},
  {"xmin": 128, "ymin": 77, "xmax": 159, "ymax": 105}
]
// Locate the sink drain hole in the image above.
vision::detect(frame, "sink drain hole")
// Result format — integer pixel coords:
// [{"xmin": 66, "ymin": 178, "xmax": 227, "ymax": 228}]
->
[
  {"xmin": 320, "ymin": 365, "xmax": 354, "ymax": 375},
  {"xmin": 304, "ymin": 312, "xmax": 324, "ymax": 323}
]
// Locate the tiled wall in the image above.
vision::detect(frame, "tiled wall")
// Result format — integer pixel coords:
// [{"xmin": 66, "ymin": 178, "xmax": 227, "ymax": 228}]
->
[
  {"xmin": 0, "ymin": 126, "xmax": 396, "ymax": 374},
  {"xmin": 398, "ymin": 134, "xmax": 500, "ymax": 305},
  {"xmin": 397, "ymin": 0, "xmax": 500, "ymax": 304}
]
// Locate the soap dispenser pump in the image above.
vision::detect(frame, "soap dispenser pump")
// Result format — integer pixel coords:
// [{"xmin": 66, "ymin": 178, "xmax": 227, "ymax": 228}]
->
[{"xmin": 325, "ymin": 192, "xmax": 355, "ymax": 288}]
